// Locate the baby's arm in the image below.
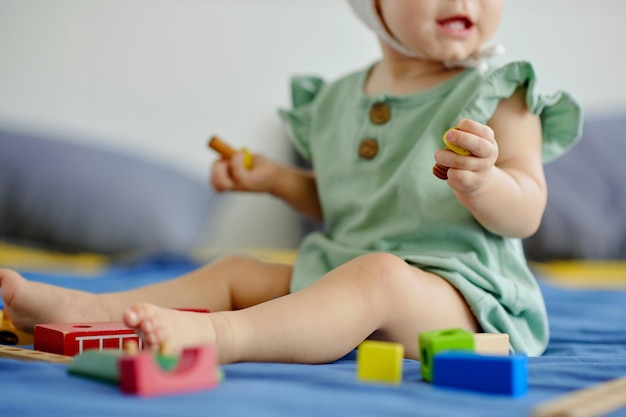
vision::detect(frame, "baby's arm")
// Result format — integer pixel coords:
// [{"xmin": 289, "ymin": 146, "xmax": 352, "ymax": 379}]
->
[
  {"xmin": 211, "ymin": 148, "xmax": 323, "ymax": 222},
  {"xmin": 434, "ymin": 86, "xmax": 546, "ymax": 238}
]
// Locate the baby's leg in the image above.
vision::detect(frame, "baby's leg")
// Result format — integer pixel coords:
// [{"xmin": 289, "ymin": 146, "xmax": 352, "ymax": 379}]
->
[
  {"xmin": 109, "ymin": 255, "xmax": 292, "ymax": 312},
  {"xmin": 0, "ymin": 255, "xmax": 291, "ymax": 332},
  {"xmin": 124, "ymin": 252, "xmax": 477, "ymax": 364},
  {"xmin": 0, "ymin": 269, "xmax": 105, "ymax": 332}
]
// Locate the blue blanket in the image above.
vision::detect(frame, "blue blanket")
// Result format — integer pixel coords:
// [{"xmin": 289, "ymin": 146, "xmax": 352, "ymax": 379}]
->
[{"xmin": 3, "ymin": 259, "xmax": 626, "ymax": 417}]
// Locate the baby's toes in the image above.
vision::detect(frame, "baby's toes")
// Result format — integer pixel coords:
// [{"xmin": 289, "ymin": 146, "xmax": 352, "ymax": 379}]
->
[
  {"xmin": 123, "ymin": 303, "xmax": 174, "ymax": 349},
  {"xmin": 0, "ymin": 269, "xmax": 25, "ymax": 304},
  {"xmin": 124, "ymin": 303, "xmax": 156, "ymax": 326}
]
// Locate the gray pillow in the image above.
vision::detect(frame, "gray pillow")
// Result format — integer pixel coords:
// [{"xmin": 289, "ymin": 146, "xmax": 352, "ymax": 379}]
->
[
  {"xmin": 523, "ymin": 114, "xmax": 626, "ymax": 260},
  {"xmin": 0, "ymin": 128, "xmax": 219, "ymax": 255}
]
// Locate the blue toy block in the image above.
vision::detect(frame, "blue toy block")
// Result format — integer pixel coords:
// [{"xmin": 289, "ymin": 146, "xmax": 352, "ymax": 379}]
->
[{"xmin": 433, "ymin": 351, "xmax": 528, "ymax": 397}]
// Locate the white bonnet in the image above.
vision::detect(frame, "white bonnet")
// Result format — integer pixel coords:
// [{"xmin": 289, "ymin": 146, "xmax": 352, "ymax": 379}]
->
[
  {"xmin": 347, "ymin": 0, "xmax": 422, "ymax": 58},
  {"xmin": 346, "ymin": 0, "xmax": 504, "ymax": 72}
]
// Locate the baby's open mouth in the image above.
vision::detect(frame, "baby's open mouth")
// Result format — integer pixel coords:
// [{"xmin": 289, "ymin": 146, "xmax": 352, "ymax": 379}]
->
[{"xmin": 437, "ymin": 16, "xmax": 474, "ymax": 31}]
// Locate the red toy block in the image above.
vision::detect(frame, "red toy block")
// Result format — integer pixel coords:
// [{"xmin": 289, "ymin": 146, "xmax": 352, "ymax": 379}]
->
[
  {"xmin": 34, "ymin": 322, "xmax": 142, "ymax": 356},
  {"xmin": 33, "ymin": 310, "xmax": 209, "ymax": 357},
  {"xmin": 119, "ymin": 345, "xmax": 219, "ymax": 396}
]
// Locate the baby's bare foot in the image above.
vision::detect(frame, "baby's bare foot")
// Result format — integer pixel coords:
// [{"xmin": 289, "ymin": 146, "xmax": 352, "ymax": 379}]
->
[
  {"xmin": 0, "ymin": 268, "xmax": 110, "ymax": 332},
  {"xmin": 123, "ymin": 303, "xmax": 217, "ymax": 354}
]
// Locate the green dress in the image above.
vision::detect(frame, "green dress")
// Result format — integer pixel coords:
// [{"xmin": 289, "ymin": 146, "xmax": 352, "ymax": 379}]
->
[{"xmin": 279, "ymin": 60, "xmax": 582, "ymax": 356}]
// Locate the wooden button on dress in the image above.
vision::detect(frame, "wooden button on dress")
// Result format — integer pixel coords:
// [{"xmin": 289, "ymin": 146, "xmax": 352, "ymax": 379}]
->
[
  {"xmin": 358, "ymin": 139, "xmax": 379, "ymax": 160},
  {"xmin": 369, "ymin": 102, "xmax": 391, "ymax": 124}
]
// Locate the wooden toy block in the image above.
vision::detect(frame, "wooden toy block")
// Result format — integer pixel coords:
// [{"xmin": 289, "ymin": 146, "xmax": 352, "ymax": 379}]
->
[
  {"xmin": 34, "ymin": 321, "xmax": 142, "ymax": 356},
  {"xmin": 474, "ymin": 333, "xmax": 510, "ymax": 355},
  {"xmin": 0, "ymin": 344, "xmax": 72, "ymax": 364},
  {"xmin": 356, "ymin": 340, "xmax": 404, "ymax": 385},
  {"xmin": 0, "ymin": 309, "xmax": 34, "ymax": 345},
  {"xmin": 208, "ymin": 135, "xmax": 253, "ymax": 169},
  {"xmin": 433, "ymin": 351, "xmax": 528, "ymax": 397},
  {"xmin": 532, "ymin": 375, "xmax": 626, "ymax": 417},
  {"xmin": 119, "ymin": 344, "xmax": 220, "ymax": 396},
  {"xmin": 418, "ymin": 328, "xmax": 474, "ymax": 382}
]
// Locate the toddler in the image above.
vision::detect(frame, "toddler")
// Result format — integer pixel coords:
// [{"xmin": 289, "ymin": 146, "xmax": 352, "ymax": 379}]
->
[{"xmin": 0, "ymin": 0, "xmax": 581, "ymax": 364}]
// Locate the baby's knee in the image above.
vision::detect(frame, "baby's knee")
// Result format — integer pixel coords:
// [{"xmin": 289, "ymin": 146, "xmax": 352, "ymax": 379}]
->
[
  {"xmin": 349, "ymin": 253, "xmax": 415, "ymax": 286},
  {"xmin": 354, "ymin": 252, "xmax": 403, "ymax": 269}
]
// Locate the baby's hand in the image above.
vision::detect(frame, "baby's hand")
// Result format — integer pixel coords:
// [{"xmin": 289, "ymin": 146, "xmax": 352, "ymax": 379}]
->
[
  {"xmin": 433, "ymin": 119, "xmax": 499, "ymax": 194},
  {"xmin": 211, "ymin": 152, "xmax": 279, "ymax": 193}
]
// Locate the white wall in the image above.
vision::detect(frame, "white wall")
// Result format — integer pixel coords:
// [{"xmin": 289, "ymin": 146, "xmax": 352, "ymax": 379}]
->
[{"xmin": 1, "ymin": 0, "xmax": 624, "ymax": 249}]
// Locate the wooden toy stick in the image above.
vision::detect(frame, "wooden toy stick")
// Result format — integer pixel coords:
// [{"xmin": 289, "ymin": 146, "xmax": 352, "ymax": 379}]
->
[
  {"xmin": 433, "ymin": 128, "xmax": 471, "ymax": 180},
  {"xmin": 532, "ymin": 376, "xmax": 626, "ymax": 417},
  {"xmin": 207, "ymin": 135, "xmax": 254, "ymax": 169},
  {"xmin": 0, "ymin": 344, "xmax": 72, "ymax": 364},
  {"xmin": 208, "ymin": 135, "xmax": 237, "ymax": 159}
]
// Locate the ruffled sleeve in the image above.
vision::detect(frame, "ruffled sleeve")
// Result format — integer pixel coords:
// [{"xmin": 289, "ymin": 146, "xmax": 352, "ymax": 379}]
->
[
  {"xmin": 278, "ymin": 76, "xmax": 325, "ymax": 161},
  {"xmin": 457, "ymin": 61, "xmax": 583, "ymax": 163}
]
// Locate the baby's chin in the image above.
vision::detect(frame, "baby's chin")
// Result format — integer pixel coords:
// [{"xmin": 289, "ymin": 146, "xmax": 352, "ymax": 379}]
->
[
  {"xmin": 439, "ymin": 47, "xmax": 481, "ymax": 62},
  {"xmin": 403, "ymin": 46, "xmax": 474, "ymax": 64}
]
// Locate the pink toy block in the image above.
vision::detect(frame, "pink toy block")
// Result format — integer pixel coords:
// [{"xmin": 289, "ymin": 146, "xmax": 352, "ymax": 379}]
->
[
  {"xmin": 34, "ymin": 322, "xmax": 142, "ymax": 356},
  {"xmin": 119, "ymin": 345, "xmax": 220, "ymax": 396}
]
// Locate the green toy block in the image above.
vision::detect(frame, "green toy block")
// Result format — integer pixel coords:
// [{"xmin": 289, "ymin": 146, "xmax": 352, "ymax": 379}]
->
[
  {"xmin": 68, "ymin": 349, "xmax": 181, "ymax": 384},
  {"xmin": 418, "ymin": 328, "xmax": 474, "ymax": 382},
  {"xmin": 155, "ymin": 352, "xmax": 180, "ymax": 371},
  {"xmin": 68, "ymin": 349, "xmax": 124, "ymax": 383}
]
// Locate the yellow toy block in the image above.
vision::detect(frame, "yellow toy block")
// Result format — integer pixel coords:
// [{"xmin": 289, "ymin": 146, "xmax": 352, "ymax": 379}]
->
[
  {"xmin": 356, "ymin": 340, "xmax": 404, "ymax": 385},
  {"xmin": 432, "ymin": 127, "xmax": 472, "ymax": 180},
  {"xmin": 442, "ymin": 128, "xmax": 471, "ymax": 156}
]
